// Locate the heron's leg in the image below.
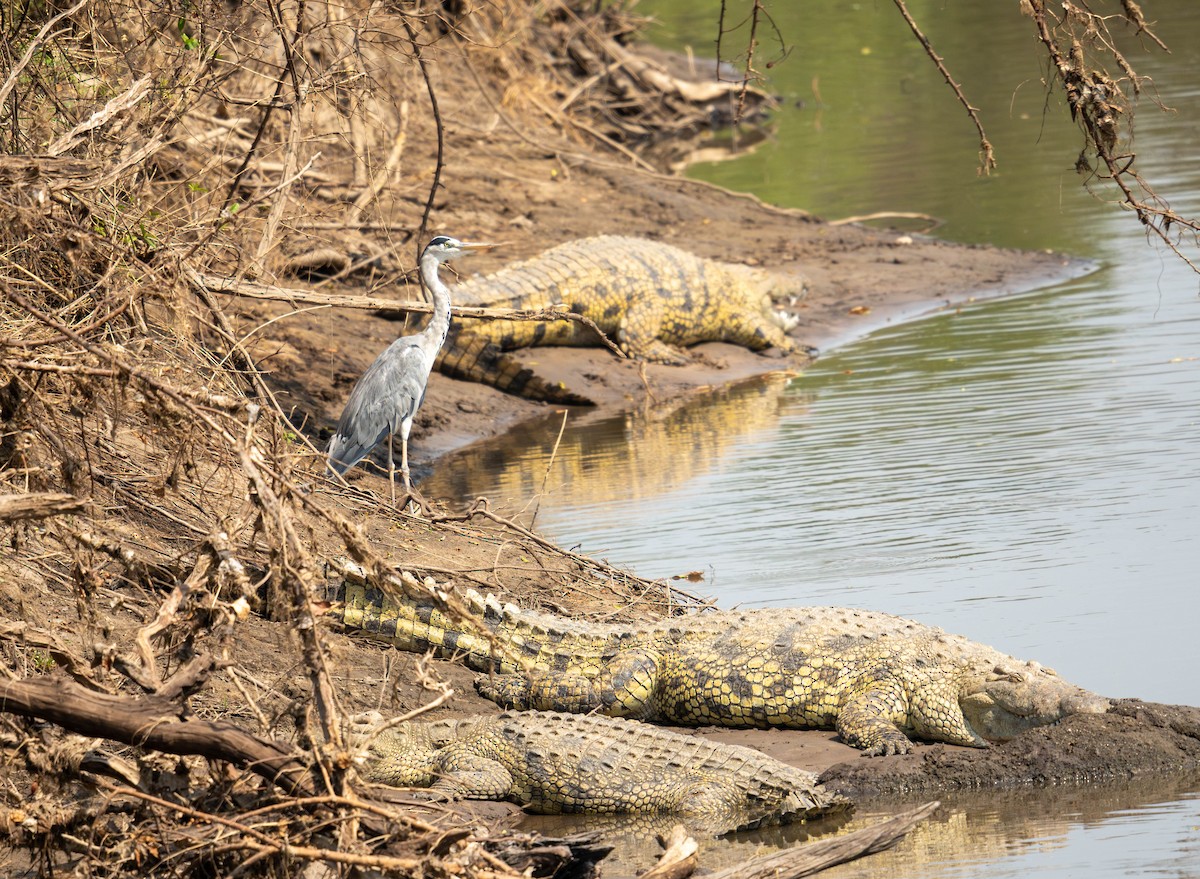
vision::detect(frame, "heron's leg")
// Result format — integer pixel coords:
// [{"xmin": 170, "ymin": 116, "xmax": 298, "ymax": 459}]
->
[
  {"xmin": 387, "ymin": 440, "xmax": 397, "ymax": 507},
  {"xmin": 399, "ymin": 420, "xmax": 413, "ymax": 493},
  {"xmin": 395, "ymin": 421, "xmax": 432, "ymax": 516}
]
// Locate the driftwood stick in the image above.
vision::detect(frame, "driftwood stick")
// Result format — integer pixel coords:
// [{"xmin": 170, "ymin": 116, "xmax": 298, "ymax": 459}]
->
[
  {"xmin": 188, "ymin": 270, "xmax": 626, "ymax": 357},
  {"xmin": 235, "ymin": 408, "xmax": 345, "ymax": 763},
  {"xmin": 0, "ymin": 492, "xmax": 85, "ymax": 521},
  {"xmin": 0, "ymin": 676, "xmax": 316, "ymax": 796},
  {"xmin": 643, "ymin": 824, "xmax": 699, "ymax": 879},
  {"xmin": 708, "ymin": 801, "xmax": 940, "ymax": 879}
]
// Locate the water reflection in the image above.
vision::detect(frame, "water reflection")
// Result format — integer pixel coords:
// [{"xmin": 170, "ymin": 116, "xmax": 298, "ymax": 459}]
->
[
  {"xmin": 427, "ymin": 268, "xmax": 1199, "ymax": 703},
  {"xmin": 425, "ymin": 1, "xmax": 1200, "ymax": 876},
  {"xmin": 821, "ymin": 777, "xmax": 1200, "ymax": 879},
  {"xmin": 423, "ymin": 371, "xmax": 801, "ymax": 528},
  {"xmin": 518, "ymin": 773, "xmax": 1200, "ymax": 878},
  {"xmin": 455, "ymin": 270, "xmax": 1199, "ymax": 704}
]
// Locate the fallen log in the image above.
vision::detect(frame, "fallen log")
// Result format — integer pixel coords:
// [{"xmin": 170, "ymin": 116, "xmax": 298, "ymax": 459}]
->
[
  {"xmin": 708, "ymin": 801, "xmax": 940, "ymax": 879},
  {"xmin": 0, "ymin": 676, "xmax": 315, "ymax": 796},
  {"xmin": 0, "ymin": 492, "xmax": 85, "ymax": 521}
]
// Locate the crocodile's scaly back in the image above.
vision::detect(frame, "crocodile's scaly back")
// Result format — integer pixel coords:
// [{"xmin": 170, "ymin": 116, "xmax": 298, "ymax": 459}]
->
[
  {"xmin": 328, "ymin": 565, "xmax": 1110, "ymax": 756},
  {"xmin": 351, "ymin": 709, "xmax": 850, "ymax": 832},
  {"xmin": 433, "ymin": 236, "xmax": 806, "ymax": 403},
  {"xmin": 333, "ymin": 576, "xmax": 655, "ymax": 675}
]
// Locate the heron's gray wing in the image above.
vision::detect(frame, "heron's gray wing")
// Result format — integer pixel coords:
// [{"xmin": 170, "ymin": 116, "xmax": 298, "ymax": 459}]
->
[{"xmin": 327, "ymin": 339, "xmax": 432, "ymax": 474}]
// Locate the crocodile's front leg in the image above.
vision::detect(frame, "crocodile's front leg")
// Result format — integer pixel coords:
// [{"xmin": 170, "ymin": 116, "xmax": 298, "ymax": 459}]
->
[
  {"xmin": 909, "ymin": 679, "xmax": 989, "ymax": 748},
  {"xmin": 836, "ymin": 675, "xmax": 990, "ymax": 755},
  {"xmin": 434, "ymin": 752, "xmax": 515, "ymax": 800},
  {"xmin": 835, "ymin": 680, "xmax": 917, "ymax": 757},
  {"xmin": 617, "ymin": 301, "xmax": 691, "ymax": 364},
  {"xmin": 476, "ymin": 648, "xmax": 663, "ymax": 719}
]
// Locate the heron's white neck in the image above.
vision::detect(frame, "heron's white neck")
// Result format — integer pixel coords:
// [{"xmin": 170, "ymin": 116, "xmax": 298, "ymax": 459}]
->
[{"xmin": 419, "ymin": 252, "xmax": 454, "ymax": 356}]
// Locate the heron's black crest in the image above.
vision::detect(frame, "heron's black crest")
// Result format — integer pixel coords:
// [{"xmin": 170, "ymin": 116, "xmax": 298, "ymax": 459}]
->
[{"xmin": 427, "ymin": 236, "xmax": 454, "ymax": 248}]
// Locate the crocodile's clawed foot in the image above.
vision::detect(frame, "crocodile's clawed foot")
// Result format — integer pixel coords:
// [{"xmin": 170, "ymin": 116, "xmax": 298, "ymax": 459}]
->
[
  {"xmin": 474, "ymin": 674, "xmax": 505, "ymax": 704},
  {"xmin": 860, "ymin": 739, "xmax": 914, "ymax": 758},
  {"xmin": 475, "ymin": 673, "xmax": 526, "ymax": 709}
]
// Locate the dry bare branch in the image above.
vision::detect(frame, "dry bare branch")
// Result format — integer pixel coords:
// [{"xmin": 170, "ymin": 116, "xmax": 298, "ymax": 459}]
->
[
  {"xmin": 0, "ymin": 0, "xmax": 90, "ymax": 111},
  {"xmin": 1022, "ymin": 0, "xmax": 1199, "ymax": 270},
  {"xmin": 0, "ymin": 492, "xmax": 84, "ymax": 521},
  {"xmin": 893, "ymin": 0, "xmax": 995, "ymax": 174},
  {"xmin": 708, "ymin": 802, "xmax": 940, "ymax": 879},
  {"xmin": 0, "ymin": 675, "xmax": 315, "ymax": 795}
]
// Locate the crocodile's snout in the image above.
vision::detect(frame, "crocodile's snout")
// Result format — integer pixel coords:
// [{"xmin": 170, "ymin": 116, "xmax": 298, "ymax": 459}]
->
[
  {"xmin": 963, "ymin": 674, "xmax": 1111, "ymax": 742},
  {"xmin": 1060, "ymin": 688, "xmax": 1112, "ymax": 716}
]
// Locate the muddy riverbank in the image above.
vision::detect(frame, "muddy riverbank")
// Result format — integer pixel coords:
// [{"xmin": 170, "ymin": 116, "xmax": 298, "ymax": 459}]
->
[
  {"xmin": 4, "ymin": 3, "xmax": 1198, "ymax": 874},
  {"xmin": 158, "ymin": 0, "xmax": 1200, "ymax": 825}
]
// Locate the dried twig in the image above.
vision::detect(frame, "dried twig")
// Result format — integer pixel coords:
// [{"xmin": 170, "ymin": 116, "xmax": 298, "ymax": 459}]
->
[
  {"xmin": 0, "ymin": 492, "xmax": 85, "ymax": 521},
  {"xmin": 132, "ymin": 551, "xmax": 214, "ymax": 689},
  {"xmin": 188, "ymin": 268, "xmax": 627, "ymax": 357},
  {"xmin": 0, "ymin": 0, "xmax": 90, "ymax": 111},
  {"xmin": 46, "ymin": 76, "xmax": 153, "ymax": 156},
  {"xmin": 89, "ymin": 780, "xmax": 448, "ymax": 873},
  {"xmin": 401, "ymin": 5, "xmax": 444, "ymax": 257},
  {"xmin": 828, "ymin": 211, "xmax": 941, "ymax": 230},
  {"xmin": 708, "ymin": 802, "xmax": 940, "ymax": 879},
  {"xmin": 235, "ymin": 406, "xmax": 345, "ymax": 764},
  {"xmin": 893, "ymin": 0, "xmax": 995, "ymax": 174},
  {"xmin": 250, "ymin": 0, "xmax": 310, "ymax": 276},
  {"xmin": 643, "ymin": 825, "xmax": 699, "ymax": 879}
]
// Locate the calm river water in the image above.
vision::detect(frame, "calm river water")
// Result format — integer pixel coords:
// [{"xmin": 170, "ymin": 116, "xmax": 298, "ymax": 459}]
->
[{"xmin": 428, "ymin": 2, "xmax": 1200, "ymax": 876}]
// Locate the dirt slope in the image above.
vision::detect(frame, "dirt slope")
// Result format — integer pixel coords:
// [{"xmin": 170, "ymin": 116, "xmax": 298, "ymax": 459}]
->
[{"xmin": 2, "ymin": 2, "xmax": 1197, "ymax": 876}]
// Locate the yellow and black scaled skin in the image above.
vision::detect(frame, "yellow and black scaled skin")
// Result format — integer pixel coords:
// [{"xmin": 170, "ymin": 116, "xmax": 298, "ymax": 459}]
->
[
  {"xmin": 352, "ymin": 709, "xmax": 848, "ymax": 832},
  {"xmin": 331, "ymin": 571, "xmax": 1109, "ymax": 758},
  {"xmin": 434, "ymin": 235, "xmax": 805, "ymax": 404}
]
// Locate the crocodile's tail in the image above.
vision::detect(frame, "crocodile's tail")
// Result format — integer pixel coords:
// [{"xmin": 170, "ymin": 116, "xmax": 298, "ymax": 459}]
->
[
  {"xmin": 325, "ymin": 574, "xmax": 523, "ymax": 674},
  {"xmin": 324, "ymin": 562, "xmax": 627, "ymax": 676},
  {"xmin": 436, "ymin": 330, "xmax": 595, "ymax": 406}
]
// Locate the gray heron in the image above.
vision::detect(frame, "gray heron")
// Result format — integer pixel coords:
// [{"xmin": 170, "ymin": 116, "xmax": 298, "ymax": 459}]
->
[{"xmin": 326, "ymin": 235, "xmax": 492, "ymax": 503}]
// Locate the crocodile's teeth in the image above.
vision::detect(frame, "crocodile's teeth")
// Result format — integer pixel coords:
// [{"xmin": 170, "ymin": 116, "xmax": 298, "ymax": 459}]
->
[{"xmin": 774, "ymin": 310, "xmax": 801, "ymax": 332}]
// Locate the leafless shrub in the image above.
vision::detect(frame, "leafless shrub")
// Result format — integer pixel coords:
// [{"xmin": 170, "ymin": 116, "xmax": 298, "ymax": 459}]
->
[{"xmin": 0, "ymin": 1, "xmax": 706, "ymax": 875}]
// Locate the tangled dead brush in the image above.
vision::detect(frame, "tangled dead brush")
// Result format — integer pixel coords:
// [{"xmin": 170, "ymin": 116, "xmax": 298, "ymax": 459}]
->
[
  {"xmin": 0, "ymin": 153, "xmax": 498, "ymax": 879},
  {"xmin": 0, "ymin": 1, "xmax": 711, "ymax": 876},
  {"xmin": 1019, "ymin": 0, "xmax": 1200, "ymax": 269}
]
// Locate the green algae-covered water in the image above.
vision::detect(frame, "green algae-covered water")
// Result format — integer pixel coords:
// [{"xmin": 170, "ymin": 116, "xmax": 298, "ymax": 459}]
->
[{"xmin": 428, "ymin": 3, "xmax": 1200, "ymax": 875}]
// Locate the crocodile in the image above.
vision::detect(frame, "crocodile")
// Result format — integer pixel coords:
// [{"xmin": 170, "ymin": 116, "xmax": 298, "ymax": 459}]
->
[
  {"xmin": 430, "ymin": 235, "xmax": 809, "ymax": 404},
  {"xmin": 348, "ymin": 709, "xmax": 850, "ymax": 833},
  {"xmin": 327, "ymin": 569, "xmax": 1111, "ymax": 757}
]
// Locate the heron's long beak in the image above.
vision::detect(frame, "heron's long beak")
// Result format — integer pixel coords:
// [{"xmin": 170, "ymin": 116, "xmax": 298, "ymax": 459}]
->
[{"xmin": 460, "ymin": 241, "xmax": 497, "ymax": 253}]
